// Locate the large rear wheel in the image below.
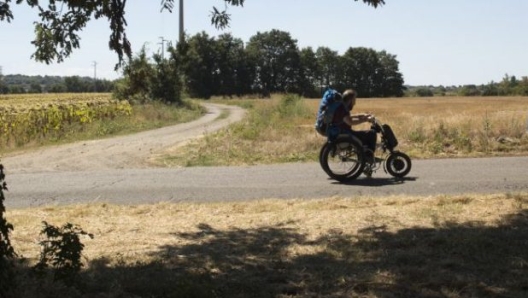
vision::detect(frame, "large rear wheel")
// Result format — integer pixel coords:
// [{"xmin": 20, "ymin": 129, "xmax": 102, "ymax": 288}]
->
[{"xmin": 320, "ymin": 138, "xmax": 365, "ymax": 182}]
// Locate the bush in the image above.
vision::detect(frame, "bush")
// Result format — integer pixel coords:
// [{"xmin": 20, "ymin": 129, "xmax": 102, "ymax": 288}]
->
[{"xmin": 0, "ymin": 163, "xmax": 16, "ymax": 297}]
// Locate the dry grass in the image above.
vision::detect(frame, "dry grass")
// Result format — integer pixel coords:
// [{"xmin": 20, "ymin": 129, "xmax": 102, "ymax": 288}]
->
[
  {"xmin": 159, "ymin": 96, "xmax": 528, "ymax": 167},
  {"xmin": 7, "ymin": 193, "xmax": 528, "ymax": 297}
]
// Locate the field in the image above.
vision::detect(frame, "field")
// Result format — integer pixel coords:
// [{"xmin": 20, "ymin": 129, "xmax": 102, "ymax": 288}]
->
[
  {"xmin": 159, "ymin": 95, "xmax": 528, "ymax": 166},
  {"xmin": 0, "ymin": 93, "xmax": 132, "ymax": 148},
  {"xmin": 0, "ymin": 93, "xmax": 204, "ymax": 152},
  {"xmin": 3, "ymin": 95, "xmax": 528, "ymax": 297}
]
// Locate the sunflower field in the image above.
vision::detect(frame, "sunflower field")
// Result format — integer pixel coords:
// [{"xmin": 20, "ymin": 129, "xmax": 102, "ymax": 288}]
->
[{"xmin": 0, "ymin": 93, "xmax": 132, "ymax": 148}]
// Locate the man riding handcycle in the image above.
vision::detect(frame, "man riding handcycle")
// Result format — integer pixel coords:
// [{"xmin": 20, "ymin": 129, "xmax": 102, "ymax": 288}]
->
[{"xmin": 315, "ymin": 89, "xmax": 411, "ymax": 182}]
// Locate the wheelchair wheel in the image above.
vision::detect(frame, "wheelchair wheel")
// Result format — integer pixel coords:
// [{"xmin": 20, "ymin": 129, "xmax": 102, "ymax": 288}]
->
[
  {"xmin": 385, "ymin": 151, "xmax": 411, "ymax": 178},
  {"xmin": 320, "ymin": 137, "xmax": 365, "ymax": 182}
]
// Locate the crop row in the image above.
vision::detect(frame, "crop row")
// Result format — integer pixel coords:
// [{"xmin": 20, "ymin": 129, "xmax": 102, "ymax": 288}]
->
[{"xmin": 0, "ymin": 94, "xmax": 132, "ymax": 148}]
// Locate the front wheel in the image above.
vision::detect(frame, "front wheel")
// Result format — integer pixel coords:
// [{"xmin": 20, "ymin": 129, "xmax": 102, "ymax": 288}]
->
[
  {"xmin": 320, "ymin": 138, "xmax": 365, "ymax": 182},
  {"xmin": 385, "ymin": 151, "xmax": 412, "ymax": 178}
]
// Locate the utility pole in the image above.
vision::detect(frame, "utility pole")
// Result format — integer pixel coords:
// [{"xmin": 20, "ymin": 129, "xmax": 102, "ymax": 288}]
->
[
  {"xmin": 92, "ymin": 61, "xmax": 97, "ymax": 92},
  {"xmin": 179, "ymin": 0, "xmax": 184, "ymax": 43},
  {"xmin": 159, "ymin": 37, "xmax": 167, "ymax": 59}
]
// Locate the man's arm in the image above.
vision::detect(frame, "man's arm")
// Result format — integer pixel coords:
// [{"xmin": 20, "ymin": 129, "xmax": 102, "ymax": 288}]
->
[{"xmin": 345, "ymin": 113, "xmax": 374, "ymax": 126}]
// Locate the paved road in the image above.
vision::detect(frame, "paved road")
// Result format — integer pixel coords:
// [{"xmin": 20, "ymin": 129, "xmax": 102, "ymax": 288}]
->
[
  {"xmin": 2, "ymin": 102, "xmax": 527, "ymax": 209},
  {"xmin": 5, "ymin": 156, "xmax": 528, "ymax": 209}
]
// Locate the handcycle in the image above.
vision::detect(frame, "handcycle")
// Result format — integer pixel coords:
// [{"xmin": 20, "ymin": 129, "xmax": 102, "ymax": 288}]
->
[{"xmin": 319, "ymin": 117, "xmax": 412, "ymax": 182}]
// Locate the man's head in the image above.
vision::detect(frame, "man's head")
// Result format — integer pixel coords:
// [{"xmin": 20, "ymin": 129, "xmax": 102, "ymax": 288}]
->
[{"xmin": 342, "ymin": 89, "xmax": 357, "ymax": 110}]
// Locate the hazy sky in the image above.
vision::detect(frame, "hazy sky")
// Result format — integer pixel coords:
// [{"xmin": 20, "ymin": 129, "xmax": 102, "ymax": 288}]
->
[{"xmin": 1, "ymin": 0, "xmax": 527, "ymax": 86}]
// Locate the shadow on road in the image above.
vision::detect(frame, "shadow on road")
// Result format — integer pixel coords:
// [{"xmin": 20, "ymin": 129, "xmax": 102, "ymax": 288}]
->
[{"xmin": 331, "ymin": 176, "xmax": 418, "ymax": 187}]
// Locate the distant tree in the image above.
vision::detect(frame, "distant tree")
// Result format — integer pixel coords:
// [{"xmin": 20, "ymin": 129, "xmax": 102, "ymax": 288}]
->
[
  {"xmin": 0, "ymin": 0, "xmax": 385, "ymax": 67},
  {"xmin": 49, "ymin": 83, "xmax": 67, "ymax": 93},
  {"xmin": 315, "ymin": 47, "xmax": 341, "ymax": 89},
  {"xmin": 113, "ymin": 46, "xmax": 154, "ymax": 103},
  {"xmin": 93, "ymin": 79, "xmax": 114, "ymax": 93},
  {"xmin": 8, "ymin": 85, "xmax": 25, "ymax": 94},
  {"xmin": 246, "ymin": 29, "xmax": 302, "ymax": 96},
  {"xmin": 179, "ymin": 32, "xmax": 218, "ymax": 99},
  {"xmin": 299, "ymin": 47, "xmax": 322, "ymax": 97},
  {"xmin": 149, "ymin": 49, "xmax": 183, "ymax": 104},
  {"xmin": 28, "ymin": 82, "xmax": 42, "ymax": 93},
  {"xmin": 375, "ymin": 50, "xmax": 405, "ymax": 97},
  {"xmin": 414, "ymin": 87, "xmax": 434, "ymax": 97},
  {"xmin": 459, "ymin": 85, "xmax": 480, "ymax": 96},
  {"xmin": 481, "ymin": 82, "xmax": 499, "ymax": 96},
  {"xmin": 64, "ymin": 76, "xmax": 89, "ymax": 93},
  {"xmin": 515, "ymin": 76, "xmax": 528, "ymax": 96},
  {"xmin": 0, "ymin": 71, "xmax": 5, "ymax": 94},
  {"xmin": 341, "ymin": 47, "xmax": 380, "ymax": 97},
  {"xmin": 215, "ymin": 33, "xmax": 253, "ymax": 97}
]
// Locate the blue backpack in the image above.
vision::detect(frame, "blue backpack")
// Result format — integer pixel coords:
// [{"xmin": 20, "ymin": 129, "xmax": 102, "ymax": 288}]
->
[{"xmin": 315, "ymin": 88, "xmax": 342, "ymax": 136}]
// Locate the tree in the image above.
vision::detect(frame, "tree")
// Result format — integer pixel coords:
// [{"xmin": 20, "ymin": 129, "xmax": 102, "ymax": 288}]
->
[
  {"xmin": 180, "ymin": 32, "xmax": 218, "ymax": 99},
  {"xmin": 113, "ymin": 46, "xmax": 155, "ymax": 103},
  {"xmin": 299, "ymin": 47, "xmax": 322, "ymax": 97},
  {"xmin": 315, "ymin": 47, "xmax": 341, "ymax": 90},
  {"xmin": 0, "ymin": 70, "xmax": 5, "ymax": 94},
  {"xmin": 149, "ymin": 49, "xmax": 183, "ymax": 104},
  {"xmin": 215, "ymin": 34, "xmax": 253, "ymax": 97},
  {"xmin": 376, "ymin": 50, "xmax": 405, "ymax": 97},
  {"xmin": 340, "ymin": 47, "xmax": 404, "ymax": 97},
  {"xmin": 0, "ymin": 0, "xmax": 385, "ymax": 68},
  {"xmin": 246, "ymin": 30, "xmax": 302, "ymax": 96}
]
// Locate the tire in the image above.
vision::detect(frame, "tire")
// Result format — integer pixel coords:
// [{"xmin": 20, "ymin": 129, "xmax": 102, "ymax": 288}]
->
[
  {"xmin": 319, "ymin": 142, "xmax": 328, "ymax": 166},
  {"xmin": 320, "ymin": 137, "xmax": 365, "ymax": 182},
  {"xmin": 385, "ymin": 151, "xmax": 411, "ymax": 178}
]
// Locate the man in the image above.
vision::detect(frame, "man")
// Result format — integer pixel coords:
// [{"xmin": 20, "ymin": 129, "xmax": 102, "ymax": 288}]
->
[{"xmin": 331, "ymin": 89, "xmax": 377, "ymax": 164}]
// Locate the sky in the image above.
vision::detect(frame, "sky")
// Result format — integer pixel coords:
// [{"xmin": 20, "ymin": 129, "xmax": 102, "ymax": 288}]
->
[{"xmin": 0, "ymin": 0, "xmax": 527, "ymax": 86}]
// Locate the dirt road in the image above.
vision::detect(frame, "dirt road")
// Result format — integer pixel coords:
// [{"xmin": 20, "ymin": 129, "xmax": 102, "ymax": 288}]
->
[{"xmin": 2, "ymin": 103, "xmax": 245, "ymax": 174}]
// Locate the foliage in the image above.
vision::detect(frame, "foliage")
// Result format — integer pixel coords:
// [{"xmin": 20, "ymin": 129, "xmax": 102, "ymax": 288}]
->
[
  {"xmin": 0, "ymin": 0, "xmax": 385, "ymax": 67},
  {"xmin": 175, "ymin": 30, "xmax": 405, "ymax": 98},
  {"xmin": 412, "ymin": 87, "xmax": 434, "ymax": 97},
  {"xmin": 114, "ymin": 45, "xmax": 183, "ymax": 104},
  {"xmin": 299, "ymin": 47, "xmax": 322, "ymax": 98},
  {"xmin": 0, "ymin": 74, "xmax": 114, "ymax": 94},
  {"xmin": 246, "ymin": 30, "xmax": 302, "ymax": 96},
  {"xmin": 0, "ymin": 163, "xmax": 16, "ymax": 297},
  {"xmin": 339, "ymin": 47, "xmax": 405, "ymax": 97},
  {"xmin": 179, "ymin": 32, "xmax": 218, "ymax": 99},
  {"xmin": 34, "ymin": 222, "xmax": 93, "ymax": 285}
]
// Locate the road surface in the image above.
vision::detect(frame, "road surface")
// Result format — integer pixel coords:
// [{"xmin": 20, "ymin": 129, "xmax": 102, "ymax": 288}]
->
[{"xmin": 2, "ymin": 104, "xmax": 527, "ymax": 209}]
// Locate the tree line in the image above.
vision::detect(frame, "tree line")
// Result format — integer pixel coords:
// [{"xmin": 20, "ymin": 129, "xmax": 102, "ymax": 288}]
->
[
  {"xmin": 0, "ymin": 74, "xmax": 114, "ymax": 94},
  {"xmin": 114, "ymin": 29, "xmax": 406, "ymax": 104},
  {"xmin": 408, "ymin": 74, "xmax": 528, "ymax": 97}
]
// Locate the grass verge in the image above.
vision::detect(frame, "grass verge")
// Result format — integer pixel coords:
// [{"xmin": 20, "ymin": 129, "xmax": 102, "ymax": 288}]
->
[{"xmin": 7, "ymin": 193, "xmax": 528, "ymax": 297}]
